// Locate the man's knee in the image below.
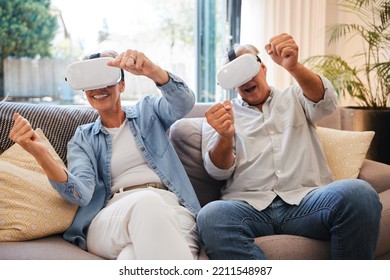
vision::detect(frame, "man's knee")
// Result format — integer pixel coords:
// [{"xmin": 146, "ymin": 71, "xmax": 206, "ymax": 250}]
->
[
  {"xmin": 197, "ymin": 200, "xmax": 232, "ymax": 227},
  {"xmin": 331, "ymin": 179, "xmax": 382, "ymax": 217},
  {"xmin": 352, "ymin": 180, "xmax": 382, "ymax": 215},
  {"xmin": 339, "ymin": 179, "xmax": 379, "ymax": 203}
]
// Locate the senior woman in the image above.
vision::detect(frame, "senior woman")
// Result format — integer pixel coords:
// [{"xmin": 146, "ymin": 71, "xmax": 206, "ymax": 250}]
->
[{"xmin": 9, "ymin": 49, "xmax": 200, "ymax": 260}]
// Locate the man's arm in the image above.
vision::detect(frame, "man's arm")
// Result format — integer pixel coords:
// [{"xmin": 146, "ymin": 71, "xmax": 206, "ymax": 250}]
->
[
  {"xmin": 265, "ymin": 33, "xmax": 325, "ymax": 102},
  {"xmin": 204, "ymin": 100, "xmax": 235, "ymax": 170}
]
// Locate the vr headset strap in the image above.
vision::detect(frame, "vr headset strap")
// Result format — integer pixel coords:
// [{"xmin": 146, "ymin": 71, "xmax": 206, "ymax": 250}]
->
[
  {"xmin": 228, "ymin": 49, "xmax": 237, "ymax": 62},
  {"xmin": 89, "ymin": 53, "xmax": 101, "ymax": 59}
]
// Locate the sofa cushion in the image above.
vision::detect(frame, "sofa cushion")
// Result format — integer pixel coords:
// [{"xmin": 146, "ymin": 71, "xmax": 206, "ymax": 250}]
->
[
  {"xmin": 0, "ymin": 234, "xmax": 104, "ymax": 260},
  {"xmin": 255, "ymin": 235, "xmax": 330, "ymax": 260},
  {"xmin": 358, "ymin": 159, "xmax": 390, "ymax": 194},
  {"xmin": 375, "ymin": 189, "xmax": 390, "ymax": 258},
  {"xmin": 0, "ymin": 129, "xmax": 78, "ymax": 241},
  {"xmin": 0, "ymin": 102, "xmax": 98, "ymax": 164},
  {"xmin": 317, "ymin": 127, "xmax": 374, "ymax": 180},
  {"xmin": 170, "ymin": 118, "xmax": 224, "ymax": 206}
]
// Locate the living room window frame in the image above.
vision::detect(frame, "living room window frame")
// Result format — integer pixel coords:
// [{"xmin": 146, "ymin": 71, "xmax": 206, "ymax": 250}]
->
[{"xmin": 196, "ymin": 0, "xmax": 241, "ymax": 102}]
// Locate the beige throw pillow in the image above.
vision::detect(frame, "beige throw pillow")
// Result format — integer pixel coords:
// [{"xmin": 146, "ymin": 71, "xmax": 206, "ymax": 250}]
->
[
  {"xmin": 317, "ymin": 127, "xmax": 375, "ymax": 181},
  {"xmin": 0, "ymin": 129, "xmax": 77, "ymax": 241}
]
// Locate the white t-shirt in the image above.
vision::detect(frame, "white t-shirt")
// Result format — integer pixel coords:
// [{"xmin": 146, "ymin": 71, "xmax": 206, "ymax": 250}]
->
[{"xmin": 105, "ymin": 119, "xmax": 162, "ymax": 193}]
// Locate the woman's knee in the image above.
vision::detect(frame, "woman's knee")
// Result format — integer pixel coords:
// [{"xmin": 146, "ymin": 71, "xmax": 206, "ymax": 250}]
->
[{"xmin": 129, "ymin": 190, "xmax": 175, "ymax": 218}]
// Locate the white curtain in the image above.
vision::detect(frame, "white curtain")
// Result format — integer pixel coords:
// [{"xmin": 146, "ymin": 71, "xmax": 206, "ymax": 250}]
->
[{"xmin": 240, "ymin": 0, "xmax": 329, "ymax": 90}]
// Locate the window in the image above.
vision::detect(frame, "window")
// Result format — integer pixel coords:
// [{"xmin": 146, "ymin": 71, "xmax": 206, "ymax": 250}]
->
[
  {"xmin": 2, "ymin": 0, "xmax": 241, "ymax": 105},
  {"xmin": 197, "ymin": 0, "xmax": 241, "ymax": 102}
]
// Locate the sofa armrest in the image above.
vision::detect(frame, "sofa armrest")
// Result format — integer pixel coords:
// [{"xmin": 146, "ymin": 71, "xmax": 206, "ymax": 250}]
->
[{"xmin": 358, "ymin": 159, "xmax": 390, "ymax": 193}]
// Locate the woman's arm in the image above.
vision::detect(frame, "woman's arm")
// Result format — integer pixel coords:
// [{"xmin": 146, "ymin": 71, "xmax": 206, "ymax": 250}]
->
[{"xmin": 9, "ymin": 113, "xmax": 68, "ymax": 182}]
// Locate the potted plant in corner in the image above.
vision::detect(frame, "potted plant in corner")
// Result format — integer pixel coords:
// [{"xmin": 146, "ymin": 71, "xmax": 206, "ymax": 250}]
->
[{"xmin": 304, "ymin": 0, "xmax": 390, "ymax": 164}]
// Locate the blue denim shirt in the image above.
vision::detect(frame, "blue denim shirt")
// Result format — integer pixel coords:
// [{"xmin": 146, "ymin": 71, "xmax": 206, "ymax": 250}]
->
[{"xmin": 49, "ymin": 73, "xmax": 201, "ymax": 250}]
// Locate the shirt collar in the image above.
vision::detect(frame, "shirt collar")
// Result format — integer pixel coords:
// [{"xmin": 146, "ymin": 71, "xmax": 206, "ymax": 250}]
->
[
  {"xmin": 92, "ymin": 106, "xmax": 138, "ymax": 135},
  {"xmin": 237, "ymin": 89, "xmax": 274, "ymax": 110}
]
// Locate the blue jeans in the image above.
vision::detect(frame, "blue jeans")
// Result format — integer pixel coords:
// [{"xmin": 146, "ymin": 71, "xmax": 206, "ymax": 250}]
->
[{"xmin": 197, "ymin": 179, "xmax": 382, "ymax": 260}]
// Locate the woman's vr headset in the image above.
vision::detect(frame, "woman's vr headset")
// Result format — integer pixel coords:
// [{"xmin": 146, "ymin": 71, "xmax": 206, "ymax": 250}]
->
[
  {"xmin": 65, "ymin": 57, "xmax": 122, "ymax": 91},
  {"xmin": 216, "ymin": 52, "xmax": 260, "ymax": 90}
]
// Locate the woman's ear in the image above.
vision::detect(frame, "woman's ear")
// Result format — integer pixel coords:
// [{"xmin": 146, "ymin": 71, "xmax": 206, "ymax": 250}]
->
[{"xmin": 119, "ymin": 81, "xmax": 125, "ymax": 92}]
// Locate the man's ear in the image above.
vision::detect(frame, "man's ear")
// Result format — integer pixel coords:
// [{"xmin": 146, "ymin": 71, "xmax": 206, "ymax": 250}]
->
[{"xmin": 261, "ymin": 63, "xmax": 267, "ymax": 77}]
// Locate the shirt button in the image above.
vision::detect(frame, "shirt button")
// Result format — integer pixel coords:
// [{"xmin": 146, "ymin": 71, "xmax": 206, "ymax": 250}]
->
[
  {"xmin": 270, "ymin": 130, "xmax": 275, "ymax": 135},
  {"xmin": 140, "ymin": 147, "xmax": 145, "ymax": 151}
]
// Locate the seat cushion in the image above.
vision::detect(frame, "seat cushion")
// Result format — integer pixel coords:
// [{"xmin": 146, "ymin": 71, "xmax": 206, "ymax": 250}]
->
[
  {"xmin": 0, "ymin": 235, "xmax": 103, "ymax": 260},
  {"xmin": 255, "ymin": 235, "xmax": 330, "ymax": 260}
]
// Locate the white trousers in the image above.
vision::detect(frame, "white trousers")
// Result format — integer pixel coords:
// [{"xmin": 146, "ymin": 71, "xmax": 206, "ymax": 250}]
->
[{"xmin": 86, "ymin": 188, "xmax": 199, "ymax": 260}]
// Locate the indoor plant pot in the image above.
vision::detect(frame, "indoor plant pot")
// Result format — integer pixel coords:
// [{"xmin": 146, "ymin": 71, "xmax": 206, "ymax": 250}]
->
[{"xmin": 340, "ymin": 107, "xmax": 390, "ymax": 164}]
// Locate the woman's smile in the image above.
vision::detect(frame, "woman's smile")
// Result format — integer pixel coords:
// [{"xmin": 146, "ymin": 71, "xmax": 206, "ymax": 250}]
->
[{"xmin": 92, "ymin": 93, "xmax": 109, "ymax": 99}]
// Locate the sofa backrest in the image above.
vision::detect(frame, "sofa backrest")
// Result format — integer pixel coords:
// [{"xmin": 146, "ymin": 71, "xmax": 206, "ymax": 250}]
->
[
  {"xmin": 169, "ymin": 118, "xmax": 224, "ymax": 206},
  {"xmin": 0, "ymin": 101, "xmax": 343, "ymax": 207},
  {"xmin": 0, "ymin": 101, "xmax": 219, "ymax": 206},
  {"xmin": 0, "ymin": 102, "xmax": 98, "ymax": 164}
]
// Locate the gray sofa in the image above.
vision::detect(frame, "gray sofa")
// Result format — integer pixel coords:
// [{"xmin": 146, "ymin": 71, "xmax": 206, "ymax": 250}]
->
[{"xmin": 1, "ymin": 101, "xmax": 389, "ymax": 260}]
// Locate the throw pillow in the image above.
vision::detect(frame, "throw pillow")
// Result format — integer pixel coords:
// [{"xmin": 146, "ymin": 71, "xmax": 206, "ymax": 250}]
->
[
  {"xmin": 317, "ymin": 127, "xmax": 375, "ymax": 181},
  {"xmin": 0, "ymin": 129, "xmax": 78, "ymax": 241}
]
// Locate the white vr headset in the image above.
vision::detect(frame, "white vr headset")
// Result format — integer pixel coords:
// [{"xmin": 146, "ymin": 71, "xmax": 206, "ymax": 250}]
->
[
  {"xmin": 216, "ymin": 53, "xmax": 260, "ymax": 90},
  {"xmin": 65, "ymin": 57, "xmax": 122, "ymax": 91}
]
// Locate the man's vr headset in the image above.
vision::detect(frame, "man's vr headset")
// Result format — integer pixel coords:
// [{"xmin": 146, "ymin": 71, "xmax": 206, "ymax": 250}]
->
[
  {"xmin": 65, "ymin": 56, "xmax": 123, "ymax": 91},
  {"xmin": 216, "ymin": 50, "xmax": 261, "ymax": 90}
]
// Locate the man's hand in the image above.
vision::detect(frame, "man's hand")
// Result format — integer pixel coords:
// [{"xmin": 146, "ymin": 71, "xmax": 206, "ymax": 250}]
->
[
  {"xmin": 265, "ymin": 33, "xmax": 325, "ymax": 102},
  {"xmin": 265, "ymin": 33, "xmax": 299, "ymax": 72},
  {"xmin": 205, "ymin": 100, "xmax": 235, "ymax": 170},
  {"xmin": 205, "ymin": 100, "xmax": 235, "ymax": 139}
]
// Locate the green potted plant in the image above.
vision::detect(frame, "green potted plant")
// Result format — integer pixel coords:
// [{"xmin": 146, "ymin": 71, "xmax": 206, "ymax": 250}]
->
[{"xmin": 304, "ymin": 0, "xmax": 390, "ymax": 164}]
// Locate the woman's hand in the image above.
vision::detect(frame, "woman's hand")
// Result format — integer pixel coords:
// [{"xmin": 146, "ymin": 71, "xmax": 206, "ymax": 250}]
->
[
  {"xmin": 9, "ymin": 113, "xmax": 47, "ymax": 157},
  {"xmin": 9, "ymin": 113, "xmax": 68, "ymax": 182},
  {"xmin": 107, "ymin": 49, "xmax": 169, "ymax": 85}
]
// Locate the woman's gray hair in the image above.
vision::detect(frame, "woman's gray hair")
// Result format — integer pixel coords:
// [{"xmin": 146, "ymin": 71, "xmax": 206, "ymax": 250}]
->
[{"xmin": 82, "ymin": 50, "xmax": 119, "ymax": 60}]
